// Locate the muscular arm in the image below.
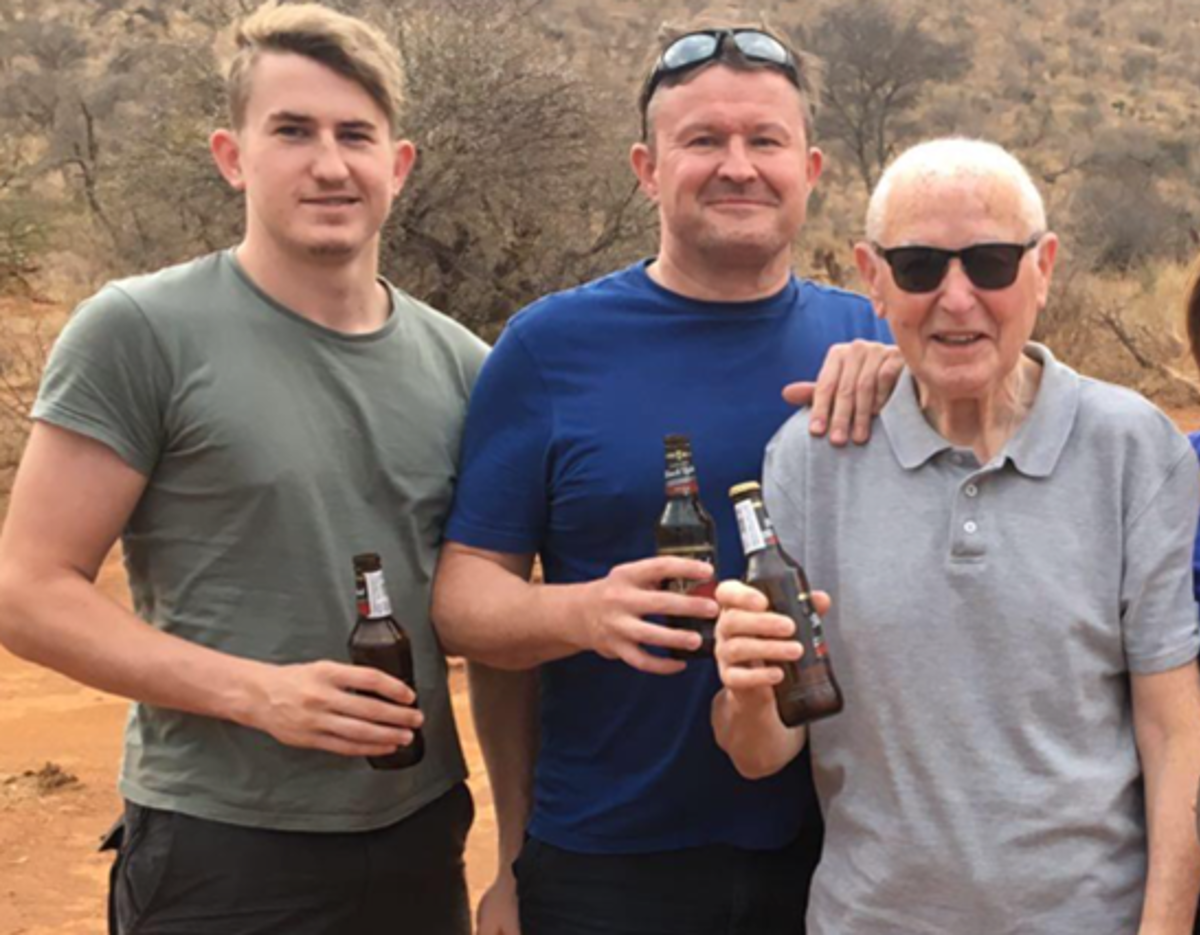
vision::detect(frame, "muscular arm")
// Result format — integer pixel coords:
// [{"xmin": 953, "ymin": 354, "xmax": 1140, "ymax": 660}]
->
[
  {"xmin": 0, "ymin": 423, "xmax": 421, "ymax": 758},
  {"xmin": 1133, "ymin": 662, "xmax": 1200, "ymax": 935},
  {"xmin": 470, "ymin": 660, "xmax": 538, "ymax": 935},
  {"xmin": 432, "ymin": 541, "xmax": 715, "ymax": 673}
]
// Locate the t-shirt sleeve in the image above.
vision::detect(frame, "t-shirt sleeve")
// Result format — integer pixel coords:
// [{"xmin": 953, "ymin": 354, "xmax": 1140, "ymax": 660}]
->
[
  {"xmin": 1121, "ymin": 442, "xmax": 1200, "ymax": 673},
  {"xmin": 444, "ymin": 323, "xmax": 552, "ymax": 555},
  {"xmin": 31, "ymin": 286, "xmax": 171, "ymax": 476}
]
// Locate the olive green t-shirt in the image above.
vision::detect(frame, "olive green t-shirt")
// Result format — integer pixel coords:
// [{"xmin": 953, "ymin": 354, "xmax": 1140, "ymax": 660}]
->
[{"xmin": 33, "ymin": 250, "xmax": 488, "ymax": 832}]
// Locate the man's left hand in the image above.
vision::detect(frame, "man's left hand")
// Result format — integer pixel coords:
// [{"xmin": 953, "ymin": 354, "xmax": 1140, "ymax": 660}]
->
[{"xmin": 783, "ymin": 341, "xmax": 902, "ymax": 445}]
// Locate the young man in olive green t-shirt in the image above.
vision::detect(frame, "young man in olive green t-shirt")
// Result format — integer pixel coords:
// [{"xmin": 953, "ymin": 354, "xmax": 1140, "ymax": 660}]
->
[{"xmin": 0, "ymin": 5, "xmax": 485, "ymax": 934}]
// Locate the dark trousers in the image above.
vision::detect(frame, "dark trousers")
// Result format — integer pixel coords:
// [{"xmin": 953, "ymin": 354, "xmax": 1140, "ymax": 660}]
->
[
  {"xmin": 102, "ymin": 782, "xmax": 473, "ymax": 935},
  {"xmin": 515, "ymin": 823, "xmax": 823, "ymax": 935}
]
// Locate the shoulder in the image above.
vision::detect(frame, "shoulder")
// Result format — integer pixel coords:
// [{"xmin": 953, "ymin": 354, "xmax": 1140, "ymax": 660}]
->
[
  {"xmin": 794, "ymin": 279, "xmax": 890, "ymax": 340},
  {"xmin": 104, "ymin": 252, "xmax": 229, "ymax": 319},
  {"xmin": 1073, "ymin": 371, "xmax": 1191, "ymax": 461},
  {"xmin": 390, "ymin": 285, "xmax": 488, "ymax": 361},
  {"xmin": 507, "ymin": 264, "xmax": 647, "ymax": 337}
]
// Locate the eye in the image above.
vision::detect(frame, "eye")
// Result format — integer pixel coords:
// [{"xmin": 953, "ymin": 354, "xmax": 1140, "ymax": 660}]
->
[
  {"xmin": 341, "ymin": 130, "xmax": 375, "ymax": 144},
  {"xmin": 274, "ymin": 124, "xmax": 308, "ymax": 139},
  {"xmin": 685, "ymin": 135, "xmax": 717, "ymax": 148}
]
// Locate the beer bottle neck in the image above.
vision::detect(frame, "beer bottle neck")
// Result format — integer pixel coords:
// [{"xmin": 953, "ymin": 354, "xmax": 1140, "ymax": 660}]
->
[
  {"xmin": 734, "ymin": 496, "xmax": 780, "ymax": 556},
  {"xmin": 355, "ymin": 568, "xmax": 393, "ymax": 620}
]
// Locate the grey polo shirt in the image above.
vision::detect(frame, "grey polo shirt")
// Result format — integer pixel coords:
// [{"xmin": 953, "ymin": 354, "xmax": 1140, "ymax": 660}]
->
[{"xmin": 763, "ymin": 343, "xmax": 1199, "ymax": 935}]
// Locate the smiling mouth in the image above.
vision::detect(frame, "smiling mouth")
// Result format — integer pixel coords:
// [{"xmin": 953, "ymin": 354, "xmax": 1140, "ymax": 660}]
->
[
  {"xmin": 303, "ymin": 197, "xmax": 360, "ymax": 207},
  {"xmin": 933, "ymin": 333, "xmax": 986, "ymax": 346}
]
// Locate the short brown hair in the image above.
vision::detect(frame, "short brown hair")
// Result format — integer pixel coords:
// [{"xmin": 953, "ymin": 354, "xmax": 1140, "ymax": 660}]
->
[
  {"xmin": 638, "ymin": 15, "xmax": 822, "ymax": 141},
  {"xmin": 226, "ymin": 2, "xmax": 405, "ymax": 137}
]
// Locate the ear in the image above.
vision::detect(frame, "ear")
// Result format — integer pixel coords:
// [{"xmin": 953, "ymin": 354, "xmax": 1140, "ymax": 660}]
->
[
  {"xmin": 630, "ymin": 142, "xmax": 659, "ymax": 201},
  {"xmin": 210, "ymin": 128, "xmax": 245, "ymax": 191},
  {"xmin": 391, "ymin": 139, "xmax": 417, "ymax": 197},
  {"xmin": 1033, "ymin": 232, "xmax": 1059, "ymax": 309},
  {"xmin": 806, "ymin": 146, "xmax": 824, "ymax": 187},
  {"xmin": 853, "ymin": 241, "xmax": 887, "ymax": 319}
]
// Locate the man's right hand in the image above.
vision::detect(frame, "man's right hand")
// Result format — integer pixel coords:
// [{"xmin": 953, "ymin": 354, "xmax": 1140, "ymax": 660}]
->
[
  {"xmin": 240, "ymin": 660, "xmax": 423, "ymax": 758},
  {"xmin": 578, "ymin": 556, "xmax": 717, "ymax": 675},
  {"xmin": 476, "ymin": 866, "xmax": 521, "ymax": 935}
]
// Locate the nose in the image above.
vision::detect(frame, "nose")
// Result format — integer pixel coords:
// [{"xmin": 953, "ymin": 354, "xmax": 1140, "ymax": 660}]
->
[
  {"xmin": 717, "ymin": 138, "xmax": 758, "ymax": 184},
  {"xmin": 311, "ymin": 133, "xmax": 351, "ymax": 183},
  {"xmin": 937, "ymin": 260, "xmax": 977, "ymax": 313}
]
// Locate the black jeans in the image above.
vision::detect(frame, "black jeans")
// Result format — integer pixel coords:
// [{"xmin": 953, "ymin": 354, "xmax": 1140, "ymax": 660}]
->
[
  {"xmin": 102, "ymin": 782, "xmax": 473, "ymax": 935},
  {"xmin": 515, "ymin": 823, "xmax": 823, "ymax": 935}
]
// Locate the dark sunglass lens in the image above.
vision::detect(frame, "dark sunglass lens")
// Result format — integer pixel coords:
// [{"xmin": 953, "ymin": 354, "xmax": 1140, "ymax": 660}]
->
[
  {"xmin": 661, "ymin": 33, "xmax": 721, "ymax": 71},
  {"xmin": 962, "ymin": 245, "xmax": 1024, "ymax": 289},
  {"xmin": 732, "ymin": 30, "xmax": 789, "ymax": 64},
  {"xmin": 889, "ymin": 248, "xmax": 949, "ymax": 293}
]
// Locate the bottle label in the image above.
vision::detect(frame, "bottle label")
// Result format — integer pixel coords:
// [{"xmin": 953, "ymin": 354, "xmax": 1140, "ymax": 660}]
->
[
  {"xmin": 363, "ymin": 569, "xmax": 392, "ymax": 618},
  {"xmin": 664, "ymin": 456, "xmax": 699, "ymax": 496},
  {"xmin": 734, "ymin": 499, "xmax": 766, "ymax": 554}
]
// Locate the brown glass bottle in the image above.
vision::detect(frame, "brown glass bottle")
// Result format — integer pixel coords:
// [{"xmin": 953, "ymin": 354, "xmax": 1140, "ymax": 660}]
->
[
  {"xmin": 348, "ymin": 553, "xmax": 424, "ymax": 769},
  {"xmin": 729, "ymin": 482, "xmax": 843, "ymax": 726},
  {"xmin": 655, "ymin": 434, "xmax": 718, "ymax": 659}
]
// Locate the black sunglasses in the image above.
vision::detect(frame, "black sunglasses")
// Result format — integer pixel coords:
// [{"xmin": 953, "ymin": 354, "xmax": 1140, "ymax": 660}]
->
[
  {"xmin": 639, "ymin": 29, "xmax": 800, "ymax": 137},
  {"xmin": 872, "ymin": 235, "xmax": 1044, "ymax": 294}
]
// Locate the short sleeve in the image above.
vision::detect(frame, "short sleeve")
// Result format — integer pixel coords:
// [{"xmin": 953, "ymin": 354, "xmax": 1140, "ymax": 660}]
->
[
  {"xmin": 1121, "ymin": 443, "xmax": 1200, "ymax": 673},
  {"xmin": 443, "ymin": 323, "xmax": 553, "ymax": 555},
  {"xmin": 32, "ymin": 286, "xmax": 171, "ymax": 475}
]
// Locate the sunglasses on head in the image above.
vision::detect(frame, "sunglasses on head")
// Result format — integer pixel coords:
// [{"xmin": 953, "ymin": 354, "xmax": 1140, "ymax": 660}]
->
[
  {"xmin": 639, "ymin": 29, "xmax": 800, "ymax": 136},
  {"xmin": 872, "ymin": 235, "xmax": 1044, "ymax": 294}
]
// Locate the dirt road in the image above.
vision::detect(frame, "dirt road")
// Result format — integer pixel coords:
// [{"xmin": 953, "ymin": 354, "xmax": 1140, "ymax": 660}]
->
[{"xmin": 0, "ymin": 552, "xmax": 497, "ymax": 935}]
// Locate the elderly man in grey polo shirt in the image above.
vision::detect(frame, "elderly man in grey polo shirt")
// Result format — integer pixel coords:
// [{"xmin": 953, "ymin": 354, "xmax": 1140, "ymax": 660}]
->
[{"xmin": 712, "ymin": 137, "xmax": 1200, "ymax": 934}]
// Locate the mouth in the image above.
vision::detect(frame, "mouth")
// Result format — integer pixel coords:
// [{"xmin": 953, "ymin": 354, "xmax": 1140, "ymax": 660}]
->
[
  {"xmin": 302, "ymin": 196, "xmax": 360, "ymax": 207},
  {"xmin": 931, "ymin": 332, "xmax": 987, "ymax": 347}
]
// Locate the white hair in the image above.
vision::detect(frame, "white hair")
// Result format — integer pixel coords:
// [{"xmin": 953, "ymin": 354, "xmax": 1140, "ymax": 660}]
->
[{"xmin": 865, "ymin": 138, "xmax": 1047, "ymax": 243}]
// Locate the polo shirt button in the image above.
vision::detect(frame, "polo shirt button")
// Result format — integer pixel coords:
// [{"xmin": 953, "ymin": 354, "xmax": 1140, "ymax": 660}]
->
[
  {"xmin": 965, "ymin": 484, "xmax": 979, "ymax": 498},
  {"xmin": 964, "ymin": 520, "xmax": 978, "ymax": 534}
]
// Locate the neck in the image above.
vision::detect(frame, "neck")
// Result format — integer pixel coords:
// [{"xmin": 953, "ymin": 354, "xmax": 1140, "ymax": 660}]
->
[
  {"xmin": 235, "ymin": 234, "xmax": 390, "ymax": 334},
  {"xmin": 919, "ymin": 353, "xmax": 1043, "ymax": 463},
  {"xmin": 648, "ymin": 246, "xmax": 793, "ymax": 302}
]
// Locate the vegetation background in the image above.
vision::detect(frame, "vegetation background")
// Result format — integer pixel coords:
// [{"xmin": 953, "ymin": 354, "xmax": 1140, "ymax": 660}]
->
[
  {"xmin": 4, "ymin": 0, "xmax": 1200, "ymax": 930},
  {"xmin": 4, "ymin": 0, "xmax": 1200, "ymax": 488}
]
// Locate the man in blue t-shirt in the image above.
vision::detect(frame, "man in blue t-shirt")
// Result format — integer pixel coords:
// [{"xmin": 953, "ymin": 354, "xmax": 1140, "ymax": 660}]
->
[{"xmin": 433, "ymin": 22, "xmax": 894, "ymax": 935}]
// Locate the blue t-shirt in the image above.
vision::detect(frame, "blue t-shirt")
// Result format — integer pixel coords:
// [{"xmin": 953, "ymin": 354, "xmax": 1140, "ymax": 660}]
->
[
  {"xmin": 446, "ymin": 261, "xmax": 891, "ymax": 854},
  {"xmin": 1190, "ymin": 432, "xmax": 1200, "ymax": 603}
]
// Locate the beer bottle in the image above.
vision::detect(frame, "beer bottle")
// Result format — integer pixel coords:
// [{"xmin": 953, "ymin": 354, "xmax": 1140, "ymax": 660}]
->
[
  {"xmin": 728, "ymin": 482, "xmax": 843, "ymax": 726},
  {"xmin": 348, "ymin": 553, "xmax": 424, "ymax": 769},
  {"xmin": 655, "ymin": 434, "xmax": 718, "ymax": 659}
]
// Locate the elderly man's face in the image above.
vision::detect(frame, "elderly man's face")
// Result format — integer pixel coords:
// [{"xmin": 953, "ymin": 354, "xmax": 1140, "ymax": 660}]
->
[
  {"xmin": 855, "ymin": 176, "xmax": 1058, "ymax": 403},
  {"xmin": 631, "ymin": 66, "xmax": 822, "ymax": 272}
]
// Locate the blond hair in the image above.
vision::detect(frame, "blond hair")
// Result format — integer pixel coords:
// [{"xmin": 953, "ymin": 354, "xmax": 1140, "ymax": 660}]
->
[{"xmin": 226, "ymin": 2, "xmax": 405, "ymax": 137}]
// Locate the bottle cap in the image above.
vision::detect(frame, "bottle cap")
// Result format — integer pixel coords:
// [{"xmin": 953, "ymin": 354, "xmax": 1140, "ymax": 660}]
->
[{"xmin": 728, "ymin": 481, "xmax": 762, "ymax": 499}]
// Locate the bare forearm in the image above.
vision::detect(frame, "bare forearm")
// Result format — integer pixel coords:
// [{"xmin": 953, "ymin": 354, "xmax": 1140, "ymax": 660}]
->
[
  {"xmin": 433, "ymin": 547, "xmax": 589, "ymax": 668},
  {"xmin": 1135, "ymin": 665, "xmax": 1200, "ymax": 934},
  {"xmin": 711, "ymin": 687, "xmax": 805, "ymax": 780},
  {"xmin": 0, "ymin": 567, "xmax": 265, "ymax": 726},
  {"xmin": 1140, "ymin": 735, "xmax": 1200, "ymax": 932},
  {"xmin": 469, "ymin": 662, "xmax": 538, "ymax": 867}
]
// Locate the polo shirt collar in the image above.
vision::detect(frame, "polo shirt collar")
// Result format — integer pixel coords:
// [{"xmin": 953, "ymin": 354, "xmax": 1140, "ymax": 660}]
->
[{"xmin": 881, "ymin": 342, "xmax": 1080, "ymax": 478}]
